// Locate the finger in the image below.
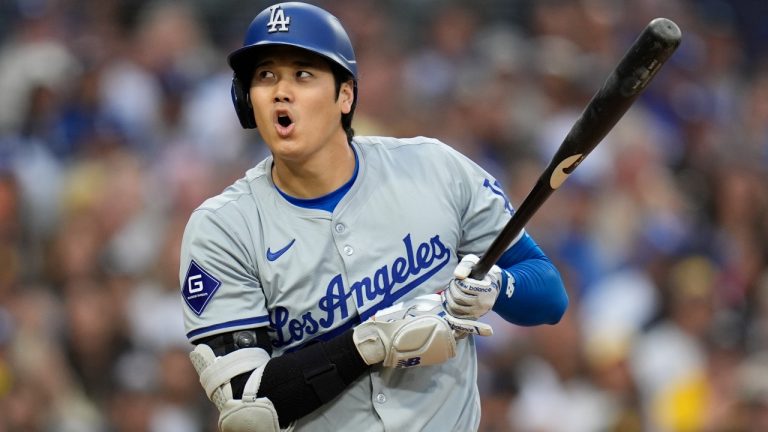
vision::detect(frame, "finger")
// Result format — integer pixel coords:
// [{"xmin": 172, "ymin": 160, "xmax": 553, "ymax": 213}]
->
[
  {"xmin": 445, "ymin": 316, "xmax": 494, "ymax": 337},
  {"xmin": 447, "ymin": 287, "xmax": 476, "ymax": 306},
  {"xmin": 451, "ymin": 321, "xmax": 493, "ymax": 337},
  {"xmin": 473, "ymin": 322, "xmax": 493, "ymax": 337},
  {"xmin": 453, "ymin": 254, "xmax": 480, "ymax": 279},
  {"xmin": 445, "ymin": 303, "xmax": 474, "ymax": 318},
  {"xmin": 442, "ymin": 291, "xmax": 474, "ymax": 317},
  {"xmin": 455, "ymin": 277, "xmax": 493, "ymax": 294},
  {"xmin": 456, "ymin": 272, "xmax": 495, "ymax": 288}
]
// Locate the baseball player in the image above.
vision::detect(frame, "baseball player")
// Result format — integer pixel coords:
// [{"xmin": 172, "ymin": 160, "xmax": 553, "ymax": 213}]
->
[{"xmin": 179, "ymin": 2, "xmax": 568, "ymax": 431}]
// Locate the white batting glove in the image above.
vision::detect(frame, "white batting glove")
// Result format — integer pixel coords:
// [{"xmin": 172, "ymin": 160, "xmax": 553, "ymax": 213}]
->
[{"xmin": 442, "ymin": 254, "xmax": 512, "ymax": 320}]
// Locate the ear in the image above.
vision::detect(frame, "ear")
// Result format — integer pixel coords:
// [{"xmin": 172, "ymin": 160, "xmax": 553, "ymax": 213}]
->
[
  {"xmin": 231, "ymin": 75, "xmax": 257, "ymax": 129},
  {"xmin": 339, "ymin": 80, "xmax": 354, "ymax": 114}
]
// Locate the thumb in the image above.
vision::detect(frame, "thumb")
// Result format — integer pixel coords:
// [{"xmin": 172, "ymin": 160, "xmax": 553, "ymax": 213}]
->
[
  {"xmin": 453, "ymin": 254, "xmax": 480, "ymax": 279},
  {"xmin": 444, "ymin": 314, "xmax": 493, "ymax": 337}
]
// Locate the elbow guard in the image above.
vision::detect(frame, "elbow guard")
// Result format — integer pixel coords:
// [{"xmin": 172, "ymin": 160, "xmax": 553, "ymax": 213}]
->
[{"xmin": 190, "ymin": 344, "xmax": 280, "ymax": 432}]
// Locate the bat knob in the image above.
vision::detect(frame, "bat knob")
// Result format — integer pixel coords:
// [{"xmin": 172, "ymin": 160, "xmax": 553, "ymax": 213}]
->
[{"xmin": 649, "ymin": 18, "xmax": 682, "ymax": 46}]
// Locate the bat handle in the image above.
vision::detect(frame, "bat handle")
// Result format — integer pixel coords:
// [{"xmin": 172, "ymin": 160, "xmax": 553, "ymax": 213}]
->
[
  {"xmin": 469, "ymin": 179, "xmax": 554, "ymax": 280},
  {"xmin": 468, "ymin": 262, "xmax": 493, "ymax": 281}
]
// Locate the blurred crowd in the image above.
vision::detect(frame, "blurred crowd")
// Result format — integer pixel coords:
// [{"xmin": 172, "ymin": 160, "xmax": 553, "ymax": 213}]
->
[{"xmin": 0, "ymin": 0, "xmax": 766, "ymax": 431}]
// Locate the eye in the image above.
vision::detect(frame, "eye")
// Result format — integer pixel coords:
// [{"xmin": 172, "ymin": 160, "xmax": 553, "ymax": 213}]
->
[
  {"xmin": 256, "ymin": 70, "xmax": 275, "ymax": 81},
  {"xmin": 296, "ymin": 70, "xmax": 313, "ymax": 79}
]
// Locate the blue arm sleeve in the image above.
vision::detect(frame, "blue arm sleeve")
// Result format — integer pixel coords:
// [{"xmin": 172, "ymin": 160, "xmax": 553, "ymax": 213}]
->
[{"xmin": 492, "ymin": 233, "xmax": 568, "ymax": 326}]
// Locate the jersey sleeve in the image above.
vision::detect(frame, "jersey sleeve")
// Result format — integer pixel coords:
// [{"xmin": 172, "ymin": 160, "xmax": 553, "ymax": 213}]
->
[
  {"xmin": 179, "ymin": 207, "xmax": 271, "ymax": 343},
  {"xmin": 441, "ymin": 145, "xmax": 568, "ymax": 325},
  {"xmin": 440, "ymin": 147, "xmax": 517, "ymax": 256}
]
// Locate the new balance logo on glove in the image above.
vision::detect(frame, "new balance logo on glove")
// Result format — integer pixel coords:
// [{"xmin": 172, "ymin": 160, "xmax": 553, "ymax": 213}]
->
[{"xmin": 396, "ymin": 357, "xmax": 422, "ymax": 368}]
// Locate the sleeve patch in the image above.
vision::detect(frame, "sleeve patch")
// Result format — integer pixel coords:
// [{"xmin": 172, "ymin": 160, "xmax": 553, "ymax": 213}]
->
[{"xmin": 182, "ymin": 260, "xmax": 222, "ymax": 316}]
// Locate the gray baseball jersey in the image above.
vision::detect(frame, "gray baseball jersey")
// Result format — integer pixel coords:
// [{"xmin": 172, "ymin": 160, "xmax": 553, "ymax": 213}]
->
[{"xmin": 180, "ymin": 136, "xmax": 516, "ymax": 431}]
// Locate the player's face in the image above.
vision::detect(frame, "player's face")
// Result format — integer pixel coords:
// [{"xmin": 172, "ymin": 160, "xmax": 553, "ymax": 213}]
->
[{"xmin": 249, "ymin": 46, "xmax": 354, "ymax": 163}]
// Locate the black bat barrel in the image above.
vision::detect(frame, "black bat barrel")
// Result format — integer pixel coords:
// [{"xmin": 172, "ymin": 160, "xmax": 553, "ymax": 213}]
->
[{"xmin": 469, "ymin": 18, "xmax": 681, "ymax": 280}]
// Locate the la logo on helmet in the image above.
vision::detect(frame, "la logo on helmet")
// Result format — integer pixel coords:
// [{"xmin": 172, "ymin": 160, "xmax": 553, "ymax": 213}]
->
[{"xmin": 267, "ymin": 5, "xmax": 291, "ymax": 33}]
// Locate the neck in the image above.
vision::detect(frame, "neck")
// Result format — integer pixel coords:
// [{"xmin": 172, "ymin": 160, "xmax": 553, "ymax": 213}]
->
[{"xmin": 272, "ymin": 137, "xmax": 355, "ymax": 198}]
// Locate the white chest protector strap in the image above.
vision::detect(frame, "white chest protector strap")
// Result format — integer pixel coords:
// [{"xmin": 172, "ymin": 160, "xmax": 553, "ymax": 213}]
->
[{"xmin": 190, "ymin": 344, "xmax": 281, "ymax": 432}]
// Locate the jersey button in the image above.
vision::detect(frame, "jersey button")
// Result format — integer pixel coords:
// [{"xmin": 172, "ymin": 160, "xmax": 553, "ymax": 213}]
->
[
  {"xmin": 375, "ymin": 393, "xmax": 387, "ymax": 404},
  {"xmin": 344, "ymin": 245, "xmax": 354, "ymax": 256},
  {"xmin": 335, "ymin": 223, "xmax": 345, "ymax": 233}
]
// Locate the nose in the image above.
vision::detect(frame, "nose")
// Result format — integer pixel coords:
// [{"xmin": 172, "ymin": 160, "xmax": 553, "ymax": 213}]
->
[
  {"xmin": 273, "ymin": 79, "xmax": 292, "ymax": 103},
  {"xmin": 274, "ymin": 93, "xmax": 291, "ymax": 103}
]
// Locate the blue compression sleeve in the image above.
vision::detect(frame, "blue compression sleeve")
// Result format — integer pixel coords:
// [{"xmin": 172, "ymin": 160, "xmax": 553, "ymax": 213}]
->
[{"xmin": 493, "ymin": 233, "xmax": 568, "ymax": 326}]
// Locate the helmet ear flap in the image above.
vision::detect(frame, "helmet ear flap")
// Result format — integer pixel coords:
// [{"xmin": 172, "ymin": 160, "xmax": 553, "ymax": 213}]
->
[{"xmin": 231, "ymin": 75, "xmax": 257, "ymax": 129}]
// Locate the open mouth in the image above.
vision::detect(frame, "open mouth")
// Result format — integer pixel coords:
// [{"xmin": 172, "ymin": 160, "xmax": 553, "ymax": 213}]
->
[
  {"xmin": 277, "ymin": 114, "xmax": 292, "ymax": 127},
  {"xmin": 274, "ymin": 111, "xmax": 295, "ymax": 137}
]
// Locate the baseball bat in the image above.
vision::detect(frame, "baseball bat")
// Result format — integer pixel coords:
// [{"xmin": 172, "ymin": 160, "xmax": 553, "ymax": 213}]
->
[{"xmin": 469, "ymin": 17, "xmax": 681, "ymax": 279}]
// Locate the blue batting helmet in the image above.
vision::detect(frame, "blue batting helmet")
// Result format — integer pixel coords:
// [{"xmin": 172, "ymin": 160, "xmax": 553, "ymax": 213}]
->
[{"xmin": 228, "ymin": 2, "xmax": 358, "ymax": 129}]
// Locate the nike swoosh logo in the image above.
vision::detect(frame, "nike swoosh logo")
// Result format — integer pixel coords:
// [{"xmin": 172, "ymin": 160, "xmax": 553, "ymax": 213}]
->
[
  {"xmin": 549, "ymin": 154, "xmax": 584, "ymax": 189},
  {"xmin": 266, "ymin": 239, "xmax": 296, "ymax": 261}
]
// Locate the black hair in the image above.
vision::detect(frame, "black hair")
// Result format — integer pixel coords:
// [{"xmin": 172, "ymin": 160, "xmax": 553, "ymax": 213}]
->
[{"xmin": 329, "ymin": 63, "xmax": 356, "ymax": 142}]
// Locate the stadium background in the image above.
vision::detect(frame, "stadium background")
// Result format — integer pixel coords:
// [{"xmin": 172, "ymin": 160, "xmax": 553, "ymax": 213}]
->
[{"xmin": 0, "ymin": 0, "xmax": 766, "ymax": 430}]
